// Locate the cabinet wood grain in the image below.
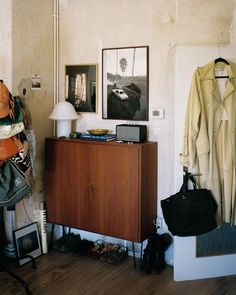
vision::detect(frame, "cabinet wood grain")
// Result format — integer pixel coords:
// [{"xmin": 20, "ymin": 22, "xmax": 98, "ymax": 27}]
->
[{"xmin": 45, "ymin": 138, "xmax": 157, "ymax": 242}]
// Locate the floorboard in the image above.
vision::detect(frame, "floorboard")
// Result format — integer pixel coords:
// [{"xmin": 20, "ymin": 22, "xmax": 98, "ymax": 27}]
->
[{"xmin": 1, "ymin": 250, "xmax": 236, "ymax": 295}]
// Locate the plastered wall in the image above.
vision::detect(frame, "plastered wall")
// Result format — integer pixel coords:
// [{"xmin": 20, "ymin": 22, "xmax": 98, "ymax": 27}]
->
[
  {"xmin": 58, "ymin": 0, "xmax": 235, "ymax": 218},
  {"xmin": 1, "ymin": 0, "xmax": 236, "ymax": 279},
  {"xmin": 0, "ymin": 0, "xmax": 12, "ymax": 87}
]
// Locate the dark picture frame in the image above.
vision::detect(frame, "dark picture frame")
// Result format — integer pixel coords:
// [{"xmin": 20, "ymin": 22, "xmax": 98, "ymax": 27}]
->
[
  {"xmin": 13, "ymin": 222, "xmax": 42, "ymax": 266},
  {"xmin": 102, "ymin": 46, "xmax": 149, "ymax": 120},
  {"xmin": 65, "ymin": 64, "xmax": 98, "ymax": 113}
]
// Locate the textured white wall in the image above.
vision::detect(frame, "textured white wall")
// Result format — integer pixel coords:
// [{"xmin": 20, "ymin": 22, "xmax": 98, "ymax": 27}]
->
[
  {"xmin": 1, "ymin": 0, "xmax": 236, "ymax": 280},
  {"xmin": 0, "ymin": 0, "xmax": 12, "ymax": 87},
  {"xmin": 11, "ymin": 0, "xmax": 54, "ymax": 228},
  {"xmin": 59, "ymin": 0, "xmax": 235, "ymax": 219}
]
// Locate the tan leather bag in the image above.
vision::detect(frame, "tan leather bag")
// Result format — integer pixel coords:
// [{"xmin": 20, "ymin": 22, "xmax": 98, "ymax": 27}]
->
[{"xmin": 0, "ymin": 136, "xmax": 23, "ymax": 160}]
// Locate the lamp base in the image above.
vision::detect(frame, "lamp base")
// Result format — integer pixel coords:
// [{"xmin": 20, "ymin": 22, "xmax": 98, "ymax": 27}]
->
[{"xmin": 56, "ymin": 120, "xmax": 72, "ymax": 137}]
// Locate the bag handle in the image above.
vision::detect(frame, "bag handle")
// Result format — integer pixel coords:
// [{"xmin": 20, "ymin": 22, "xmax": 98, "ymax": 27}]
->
[{"xmin": 179, "ymin": 172, "xmax": 197, "ymax": 193}]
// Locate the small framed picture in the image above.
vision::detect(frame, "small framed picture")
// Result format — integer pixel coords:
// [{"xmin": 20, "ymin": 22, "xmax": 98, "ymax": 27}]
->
[
  {"xmin": 65, "ymin": 64, "xmax": 98, "ymax": 113},
  {"xmin": 31, "ymin": 75, "xmax": 41, "ymax": 90},
  {"xmin": 13, "ymin": 222, "xmax": 42, "ymax": 266},
  {"xmin": 102, "ymin": 46, "xmax": 149, "ymax": 121}
]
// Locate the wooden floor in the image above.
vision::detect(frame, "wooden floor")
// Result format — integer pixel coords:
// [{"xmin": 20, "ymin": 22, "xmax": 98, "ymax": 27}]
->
[{"xmin": 1, "ymin": 250, "xmax": 236, "ymax": 295}]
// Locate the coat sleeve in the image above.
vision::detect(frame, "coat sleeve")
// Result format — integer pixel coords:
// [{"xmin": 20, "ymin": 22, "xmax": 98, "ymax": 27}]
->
[{"xmin": 179, "ymin": 69, "xmax": 201, "ymax": 168}]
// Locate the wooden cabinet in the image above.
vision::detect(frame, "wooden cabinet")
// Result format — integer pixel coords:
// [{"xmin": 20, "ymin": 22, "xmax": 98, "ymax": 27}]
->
[{"xmin": 45, "ymin": 138, "xmax": 157, "ymax": 242}]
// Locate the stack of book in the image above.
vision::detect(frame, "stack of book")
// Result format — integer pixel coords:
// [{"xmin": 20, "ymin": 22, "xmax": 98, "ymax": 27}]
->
[{"xmin": 80, "ymin": 133, "xmax": 116, "ymax": 142}]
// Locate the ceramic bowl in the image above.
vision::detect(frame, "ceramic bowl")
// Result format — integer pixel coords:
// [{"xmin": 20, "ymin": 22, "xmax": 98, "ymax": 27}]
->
[{"xmin": 87, "ymin": 129, "xmax": 109, "ymax": 136}]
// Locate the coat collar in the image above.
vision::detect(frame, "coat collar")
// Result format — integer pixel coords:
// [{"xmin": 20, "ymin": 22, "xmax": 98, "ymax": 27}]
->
[
  {"xmin": 199, "ymin": 60, "xmax": 236, "ymax": 80},
  {"xmin": 199, "ymin": 60, "xmax": 236, "ymax": 101}
]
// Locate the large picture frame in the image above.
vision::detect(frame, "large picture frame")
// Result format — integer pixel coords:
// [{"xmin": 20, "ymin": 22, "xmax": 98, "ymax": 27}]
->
[
  {"xmin": 102, "ymin": 46, "xmax": 149, "ymax": 120},
  {"xmin": 13, "ymin": 222, "xmax": 42, "ymax": 266},
  {"xmin": 65, "ymin": 64, "xmax": 98, "ymax": 113}
]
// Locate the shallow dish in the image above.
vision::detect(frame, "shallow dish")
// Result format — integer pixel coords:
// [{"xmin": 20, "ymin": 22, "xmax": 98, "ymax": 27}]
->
[{"xmin": 87, "ymin": 129, "xmax": 109, "ymax": 136}]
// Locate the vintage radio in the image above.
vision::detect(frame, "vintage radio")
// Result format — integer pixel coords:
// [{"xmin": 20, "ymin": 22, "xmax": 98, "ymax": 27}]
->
[{"xmin": 116, "ymin": 124, "xmax": 147, "ymax": 143}]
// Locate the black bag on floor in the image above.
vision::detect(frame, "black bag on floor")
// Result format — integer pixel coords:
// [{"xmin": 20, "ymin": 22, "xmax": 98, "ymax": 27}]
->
[{"xmin": 161, "ymin": 172, "xmax": 218, "ymax": 237}]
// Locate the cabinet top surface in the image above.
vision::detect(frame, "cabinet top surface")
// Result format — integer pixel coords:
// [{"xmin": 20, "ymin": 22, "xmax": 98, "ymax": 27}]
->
[{"xmin": 45, "ymin": 137, "xmax": 157, "ymax": 147}]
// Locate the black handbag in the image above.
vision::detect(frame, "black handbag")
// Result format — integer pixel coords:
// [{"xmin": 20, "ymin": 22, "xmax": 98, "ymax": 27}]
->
[
  {"xmin": 161, "ymin": 172, "xmax": 218, "ymax": 237},
  {"xmin": 0, "ymin": 159, "xmax": 31, "ymax": 207}
]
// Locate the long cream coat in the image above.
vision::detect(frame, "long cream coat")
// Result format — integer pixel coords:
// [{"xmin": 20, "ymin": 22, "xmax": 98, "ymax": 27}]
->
[{"xmin": 180, "ymin": 61, "xmax": 236, "ymax": 224}]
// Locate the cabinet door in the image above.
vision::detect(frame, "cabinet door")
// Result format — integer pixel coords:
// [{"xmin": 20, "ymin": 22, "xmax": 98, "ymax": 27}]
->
[
  {"xmin": 87, "ymin": 144, "xmax": 140, "ymax": 241},
  {"xmin": 45, "ymin": 140, "xmax": 88, "ymax": 228}
]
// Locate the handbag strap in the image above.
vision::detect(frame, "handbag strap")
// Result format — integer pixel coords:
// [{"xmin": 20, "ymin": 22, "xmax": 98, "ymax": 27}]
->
[
  {"xmin": 179, "ymin": 172, "xmax": 197, "ymax": 193},
  {"xmin": 189, "ymin": 175, "xmax": 197, "ymax": 188}
]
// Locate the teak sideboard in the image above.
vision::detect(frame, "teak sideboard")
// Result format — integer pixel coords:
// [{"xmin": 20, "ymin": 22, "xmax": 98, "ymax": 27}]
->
[{"xmin": 45, "ymin": 137, "xmax": 157, "ymax": 243}]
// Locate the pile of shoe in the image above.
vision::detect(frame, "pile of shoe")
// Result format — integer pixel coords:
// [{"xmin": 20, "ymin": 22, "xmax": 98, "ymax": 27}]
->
[
  {"xmin": 88, "ymin": 240, "xmax": 128, "ymax": 264},
  {"xmin": 53, "ymin": 235, "xmax": 128, "ymax": 263},
  {"xmin": 53, "ymin": 233, "xmax": 94, "ymax": 255}
]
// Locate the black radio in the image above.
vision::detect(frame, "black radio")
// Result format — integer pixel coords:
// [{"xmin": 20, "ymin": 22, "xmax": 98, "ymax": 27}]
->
[{"xmin": 116, "ymin": 124, "xmax": 147, "ymax": 143}]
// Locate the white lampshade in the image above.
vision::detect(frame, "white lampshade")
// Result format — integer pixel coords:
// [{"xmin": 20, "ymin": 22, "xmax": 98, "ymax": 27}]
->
[
  {"xmin": 49, "ymin": 101, "xmax": 79, "ymax": 137},
  {"xmin": 49, "ymin": 101, "xmax": 79, "ymax": 120}
]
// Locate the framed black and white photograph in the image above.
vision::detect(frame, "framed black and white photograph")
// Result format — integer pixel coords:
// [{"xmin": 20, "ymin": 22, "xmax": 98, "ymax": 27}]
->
[
  {"xmin": 102, "ymin": 46, "xmax": 149, "ymax": 120},
  {"xmin": 65, "ymin": 64, "xmax": 98, "ymax": 113},
  {"xmin": 31, "ymin": 75, "xmax": 41, "ymax": 90},
  {"xmin": 13, "ymin": 222, "xmax": 42, "ymax": 266}
]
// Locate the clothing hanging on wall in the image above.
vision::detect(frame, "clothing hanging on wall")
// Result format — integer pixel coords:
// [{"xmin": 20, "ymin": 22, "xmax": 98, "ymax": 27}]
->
[
  {"xmin": 180, "ymin": 60, "xmax": 236, "ymax": 225},
  {"xmin": 0, "ymin": 81, "xmax": 33, "ymax": 206},
  {"xmin": 0, "ymin": 80, "xmax": 33, "ymax": 294}
]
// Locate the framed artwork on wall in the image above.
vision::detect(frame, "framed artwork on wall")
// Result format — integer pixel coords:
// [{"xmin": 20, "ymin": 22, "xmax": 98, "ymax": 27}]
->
[
  {"xmin": 102, "ymin": 46, "xmax": 149, "ymax": 121},
  {"xmin": 13, "ymin": 222, "xmax": 42, "ymax": 266},
  {"xmin": 65, "ymin": 64, "xmax": 98, "ymax": 113},
  {"xmin": 31, "ymin": 75, "xmax": 41, "ymax": 90}
]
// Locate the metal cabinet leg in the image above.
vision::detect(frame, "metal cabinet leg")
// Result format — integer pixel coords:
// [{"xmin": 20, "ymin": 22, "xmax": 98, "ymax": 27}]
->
[
  {"xmin": 132, "ymin": 242, "xmax": 136, "ymax": 268},
  {"xmin": 49, "ymin": 223, "xmax": 55, "ymax": 249},
  {"xmin": 132, "ymin": 241, "xmax": 143, "ymax": 269}
]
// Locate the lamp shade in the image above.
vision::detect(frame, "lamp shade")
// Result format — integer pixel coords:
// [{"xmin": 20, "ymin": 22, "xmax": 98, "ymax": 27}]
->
[
  {"xmin": 49, "ymin": 101, "xmax": 79, "ymax": 137},
  {"xmin": 49, "ymin": 101, "xmax": 79, "ymax": 120}
]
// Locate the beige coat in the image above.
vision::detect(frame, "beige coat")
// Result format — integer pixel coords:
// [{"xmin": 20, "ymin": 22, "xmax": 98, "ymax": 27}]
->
[{"xmin": 180, "ymin": 60, "xmax": 236, "ymax": 224}]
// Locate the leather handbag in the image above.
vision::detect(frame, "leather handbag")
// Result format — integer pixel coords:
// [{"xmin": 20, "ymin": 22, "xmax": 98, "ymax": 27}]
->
[
  {"xmin": 0, "ymin": 137, "xmax": 18, "ymax": 160},
  {"xmin": 161, "ymin": 172, "xmax": 218, "ymax": 237},
  {"xmin": 0, "ymin": 136, "xmax": 23, "ymax": 160}
]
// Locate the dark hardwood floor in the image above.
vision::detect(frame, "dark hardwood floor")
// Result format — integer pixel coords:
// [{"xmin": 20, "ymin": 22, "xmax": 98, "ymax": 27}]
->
[{"xmin": 1, "ymin": 250, "xmax": 236, "ymax": 295}]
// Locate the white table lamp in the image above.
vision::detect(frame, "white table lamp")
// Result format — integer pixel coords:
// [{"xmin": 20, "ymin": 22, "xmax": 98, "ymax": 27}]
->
[{"xmin": 49, "ymin": 101, "xmax": 79, "ymax": 137}]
